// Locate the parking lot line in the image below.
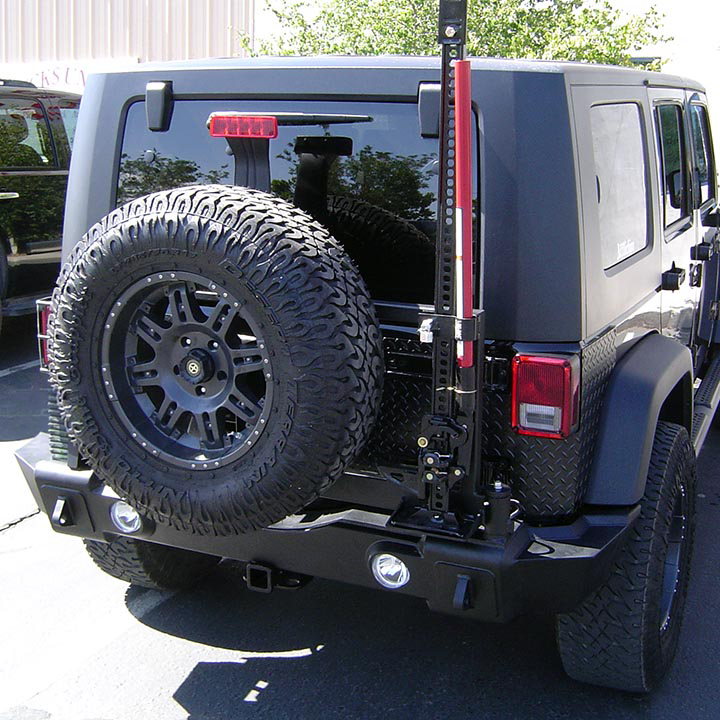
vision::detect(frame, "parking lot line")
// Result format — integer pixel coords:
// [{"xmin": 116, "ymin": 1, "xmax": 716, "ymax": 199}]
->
[{"xmin": 0, "ymin": 360, "xmax": 40, "ymax": 379}]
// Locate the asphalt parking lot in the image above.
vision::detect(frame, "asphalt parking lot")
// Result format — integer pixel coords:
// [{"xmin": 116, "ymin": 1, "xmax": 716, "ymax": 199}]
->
[{"xmin": 1, "ymin": 313, "xmax": 720, "ymax": 720}]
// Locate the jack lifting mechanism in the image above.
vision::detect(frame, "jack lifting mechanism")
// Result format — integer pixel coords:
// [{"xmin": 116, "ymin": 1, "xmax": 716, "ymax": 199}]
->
[{"xmin": 390, "ymin": 0, "xmax": 516, "ymax": 543}]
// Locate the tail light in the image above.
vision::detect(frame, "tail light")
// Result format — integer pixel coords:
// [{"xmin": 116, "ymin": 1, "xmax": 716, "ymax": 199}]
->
[
  {"xmin": 36, "ymin": 298, "xmax": 52, "ymax": 372},
  {"xmin": 511, "ymin": 354, "xmax": 580, "ymax": 438},
  {"xmin": 208, "ymin": 114, "xmax": 278, "ymax": 139}
]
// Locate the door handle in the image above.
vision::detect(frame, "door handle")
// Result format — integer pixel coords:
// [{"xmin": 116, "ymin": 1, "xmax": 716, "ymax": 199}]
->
[
  {"xmin": 0, "ymin": 192, "xmax": 19, "ymax": 200},
  {"xmin": 691, "ymin": 242, "xmax": 714, "ymax": 261},
  {"xmin": 662, "ymin": 266, "xmax": 686, "ymax": 291}
]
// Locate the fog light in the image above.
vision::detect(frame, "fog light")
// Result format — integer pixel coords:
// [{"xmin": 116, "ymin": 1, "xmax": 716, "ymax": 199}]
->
[
  {"xmin": 110, "ymin": 500, "xmax": 142, "ymax": 534},
  {"xmin": 371, "ymin": 553, "xmax": 410, "ymax": 589}
]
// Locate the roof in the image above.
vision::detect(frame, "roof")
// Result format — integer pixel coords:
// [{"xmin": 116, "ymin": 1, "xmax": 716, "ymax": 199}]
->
[{"xmin": 95, "ymin": 54, "xmax": 706, "ymax": 93}]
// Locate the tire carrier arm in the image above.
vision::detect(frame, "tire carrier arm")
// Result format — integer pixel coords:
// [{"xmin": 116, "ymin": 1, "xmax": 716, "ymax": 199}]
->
[{"xmin": 392, "ymin": 0, "xmax": 487, "ymax": 537}]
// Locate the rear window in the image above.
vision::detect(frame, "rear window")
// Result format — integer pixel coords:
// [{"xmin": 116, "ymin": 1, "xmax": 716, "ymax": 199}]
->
[
  {"xmin": 590, "ymin": 102, "xmax": 650, "ymax": 269},
  {"xmin": 118, "ymin": 100, "xmax": 438, "ymax": 226}
]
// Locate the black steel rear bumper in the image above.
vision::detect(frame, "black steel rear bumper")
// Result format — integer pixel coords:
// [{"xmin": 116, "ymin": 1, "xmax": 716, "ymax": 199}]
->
[{"xmin": 16, "ymin": 433, "xmax": 640, "ymax": 623}]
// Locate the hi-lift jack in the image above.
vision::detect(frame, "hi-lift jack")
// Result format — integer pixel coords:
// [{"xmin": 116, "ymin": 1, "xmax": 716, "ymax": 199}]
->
[{"xmin": 391, "ymin": 0, "xmax": 512, "ymax": 539}]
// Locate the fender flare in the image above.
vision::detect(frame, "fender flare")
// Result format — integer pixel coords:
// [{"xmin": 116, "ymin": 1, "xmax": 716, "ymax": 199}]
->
[{"xmin": 584, "ymin": 333, "xmax": 693, "ymax": 506}]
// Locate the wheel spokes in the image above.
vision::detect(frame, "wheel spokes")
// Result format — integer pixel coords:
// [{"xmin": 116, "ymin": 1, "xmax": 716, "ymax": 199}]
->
[
  {"xmin": 128, "ymin": 357, "xmax": 161, "ymax": 389},
  {"xmin": 231, "ymin": 346, "xmax": 265, "ymax": 374},
  {"xmin": 224, "ymin": 392, "xmax": 263, "ymax": 421},
  {"xmin": 134, "ymin": 313, "xmax": 166, "ymax": 346},
  {"xmin": 111, "ymin": 271, "xmax": 271, "ymax": 467},
  {"xmin": 167, "ymin": 283, "xmax": 200, "ymax": 325},
  {"xmin": 195, "ymin": 410, "xmax": 223, "ymax": 449},
  {"xmin": 156, "ymin": 395, "xmax": 185, "ymax": 433},
  {"xmin": 206, "ymin": 299, "xmax": 238, "ymax": 335}
]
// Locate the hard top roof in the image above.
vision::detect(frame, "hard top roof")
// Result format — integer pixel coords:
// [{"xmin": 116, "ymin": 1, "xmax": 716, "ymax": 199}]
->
[{"xmin": 98, "ymin": 54, "xmax": 706, "ymax": 93}]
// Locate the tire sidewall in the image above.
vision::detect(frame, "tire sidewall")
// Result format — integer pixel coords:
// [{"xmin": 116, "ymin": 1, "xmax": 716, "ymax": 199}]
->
[
  {"xmin": 643, "ymin": 424, "xmax": 695, "ymax": 684},
  {"xmin": 51, "ymin": 186, "xmax": 383, "ymax": 535}
]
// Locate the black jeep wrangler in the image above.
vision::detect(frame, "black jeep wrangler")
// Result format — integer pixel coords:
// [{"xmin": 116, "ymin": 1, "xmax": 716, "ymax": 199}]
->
[{"xmin": 16, "ymin": 2, "xmax": 720, "ymax": 693}]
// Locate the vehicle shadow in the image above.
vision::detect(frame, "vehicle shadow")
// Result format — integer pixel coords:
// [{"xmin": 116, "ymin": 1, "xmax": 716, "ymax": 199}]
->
[
  {"xmin": 127, "ymin": 569, "xmax": 655, "ymax": 720},
  {"xmin": 122, "ymin": 424, "xmax": 720, "ymax": 720}
]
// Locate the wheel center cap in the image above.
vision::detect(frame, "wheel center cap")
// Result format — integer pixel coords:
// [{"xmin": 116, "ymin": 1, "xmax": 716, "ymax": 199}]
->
[
  {"xmin": 181, "ymin": 349, "xmax": 214, "ymax": 384},
  {"xmin": 186, "ymin": 359, "xmax": 202, "ymax": 377}
]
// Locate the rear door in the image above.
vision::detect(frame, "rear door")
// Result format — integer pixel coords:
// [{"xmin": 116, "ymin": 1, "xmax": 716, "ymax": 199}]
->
[
  {"xmin": 648, "ymin": 87, "xmax": 700, "ymax": 361},
  {"xmin": 686, "ymin": 95, "xmax": 718, "ymax": 356}
]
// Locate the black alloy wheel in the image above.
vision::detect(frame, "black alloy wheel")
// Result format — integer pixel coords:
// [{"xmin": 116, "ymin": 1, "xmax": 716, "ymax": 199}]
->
[
  {"xmin": 659, "ymin": 486, "xmax": 687, "ymax": 633},
  {"xmin": 102, "ymin": 272, "xmax": 273, "ymax": 470}
]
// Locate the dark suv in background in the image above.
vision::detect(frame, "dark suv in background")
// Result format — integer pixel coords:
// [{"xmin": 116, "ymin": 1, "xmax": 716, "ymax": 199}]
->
[{"xmin": 0, "ymin": 79, "xmax": 79, "ymax": 334}]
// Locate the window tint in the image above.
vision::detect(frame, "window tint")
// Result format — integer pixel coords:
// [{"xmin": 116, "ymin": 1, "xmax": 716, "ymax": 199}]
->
[
  {"xmin": 656, "ymin": 104, "xmax": 689, "ymax": 228},
  {"xmin": 690, "ymin": 104, "xmax": 715, "ymax": 206},
  {"xmin": 45, "ymin": 98, "xmax": 80, "ymax": 167},
  {"xmin": 118, "ymin": 100, "xmax": 438, "ymax": 225},
  {"xmin": 0, "ymin": 97, "xmax": 53, "ymax": 168},
  {"xmin": 590, "ymin": 103, "xmax": 649, "ymax": 269}
]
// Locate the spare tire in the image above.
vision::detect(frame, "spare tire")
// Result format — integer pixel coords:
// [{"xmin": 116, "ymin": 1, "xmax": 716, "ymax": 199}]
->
[
  {"xmin": 324, "ymin": 196, "xmax": 435, "ymax": 304},
  {"xmin": 49, "ymin": 185, "xmax": 384, "ymax": 536}
]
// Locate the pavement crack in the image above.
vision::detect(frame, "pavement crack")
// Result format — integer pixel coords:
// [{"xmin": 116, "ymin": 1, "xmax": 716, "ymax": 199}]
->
[{"xmin": 0, "ymin": 510, "xmax": 40, "ymax": 534}]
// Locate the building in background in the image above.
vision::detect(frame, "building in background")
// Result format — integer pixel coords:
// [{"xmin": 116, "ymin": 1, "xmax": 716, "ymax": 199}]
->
[
  {"xmin": 0, "ymin": 0, "xmax": 255, "ymax": 92},
  {"xmin": 1, "ymin": 0, "xmax": 718, "ymax": 113}
]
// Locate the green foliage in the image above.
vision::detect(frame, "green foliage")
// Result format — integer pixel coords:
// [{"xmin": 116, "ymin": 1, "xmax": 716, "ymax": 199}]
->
[
  {"xmin": 117, "ymin": 153, "xmax": 229, "ymax": 205},
  {"xmin": 250, "ymin": 0, "xmax": 668, "ymax": 68},
  {"xmin": 271, "ymin": 141, "xmax": 435, "ymax": 220},
  {"xmin": 331, "ymin": 148, "xmax": 435, "ymax": 220}
]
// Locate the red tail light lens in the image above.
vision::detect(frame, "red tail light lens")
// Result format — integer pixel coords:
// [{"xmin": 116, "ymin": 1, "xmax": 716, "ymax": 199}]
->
[
  {"xmin": 37, "ymin": 300, "xmax": 52, "ymax": 370},
  {"xmin": 208, "ymin": 114, "xmax": 278, "ymax": 139},
  {"xmin": 511, "ymin": 355, "xmax": 580, "ymax": 438}
]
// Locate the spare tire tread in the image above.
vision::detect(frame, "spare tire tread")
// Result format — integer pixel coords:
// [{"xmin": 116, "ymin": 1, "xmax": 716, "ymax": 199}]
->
[{"xmin": 49, "ymin": 185, "xmax": 383, "ymax": 535}]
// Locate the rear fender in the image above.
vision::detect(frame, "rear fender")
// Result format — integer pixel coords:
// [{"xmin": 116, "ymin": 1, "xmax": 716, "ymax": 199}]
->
[{"xmin": 584, "ymin": 333, "xmax": 692, "ymax": 506}]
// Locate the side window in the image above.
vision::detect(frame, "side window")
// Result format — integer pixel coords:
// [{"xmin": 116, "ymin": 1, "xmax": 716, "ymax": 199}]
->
[
  {"xmin": 656, "ymin": 104, "xmax": 689, "ymax": 228},
  {"xmin": 690, "ymin": 104, "xmax": 715, "ymax": 207},
  {"xmin": 0, "ymin": 98, "xmax": 54, "ymax": 168},
  {"xmin": 590, "ymin": 103, "xmax": 650, "ymax": 269}
]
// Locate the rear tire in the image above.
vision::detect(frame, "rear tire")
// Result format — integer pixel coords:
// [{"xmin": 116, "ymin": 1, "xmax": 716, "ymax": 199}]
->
[
  {"xmin": 84, "ymin": 536, "xmax": 218, "ymax": 590},
  {"xmin": 556, "ymin": 421, "xmax": 696, "ymax": 692}
]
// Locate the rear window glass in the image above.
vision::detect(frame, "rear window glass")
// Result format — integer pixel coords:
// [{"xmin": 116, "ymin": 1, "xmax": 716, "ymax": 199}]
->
[
  {"xmin": 118, "ymin": 100, "xmax": 439, "ymax": 226},
  {"xmin": 0, "ymin": 97, "xmax": 54, "ymax": 169},
  {"xmin": 590, "ymin": 103, "xmax": 649, "ymax": 269}
]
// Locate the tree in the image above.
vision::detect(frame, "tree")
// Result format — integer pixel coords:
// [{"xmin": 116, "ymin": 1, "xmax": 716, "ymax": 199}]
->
[
  {"xmin": 117, "ymin": 153, "xmax": 229, "ymax": 205},
  {"xmin": 251, "ymin": 0, "xmax": 667, "ymax": 68},
  {"xmin": 272, "ymin": 141, "xmax": 435, "ymax": 220}
]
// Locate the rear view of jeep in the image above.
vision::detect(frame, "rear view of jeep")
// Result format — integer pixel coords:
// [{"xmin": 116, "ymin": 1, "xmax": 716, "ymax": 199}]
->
[{"xmin": 16, "ymin": 0, "xmax": 720, "ymax": 693}]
